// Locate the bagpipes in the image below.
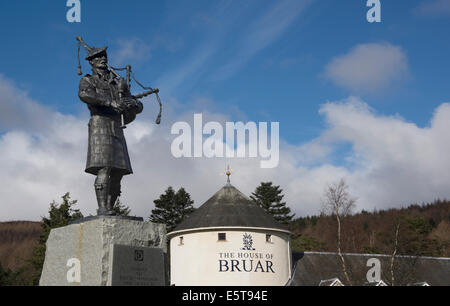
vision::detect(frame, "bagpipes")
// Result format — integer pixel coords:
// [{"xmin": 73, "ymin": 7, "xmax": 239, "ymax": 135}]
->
[
  {"xmin": 107, "ymin": 63, "xmax": 162, "ymax": 128},
  {"xmin": 76, "ymin": 36, "xmax": 162, "ymax": 128}
]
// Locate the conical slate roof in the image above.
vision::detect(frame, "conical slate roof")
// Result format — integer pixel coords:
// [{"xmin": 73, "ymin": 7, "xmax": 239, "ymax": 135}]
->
[{"xmin": 170, "ymin": 184, "xmax": 289, "ymax": 234}]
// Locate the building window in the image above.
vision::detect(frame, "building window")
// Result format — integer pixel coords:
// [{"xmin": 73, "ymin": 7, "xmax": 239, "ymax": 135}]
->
[
  {"xmin": 218, "ymin": 233, "xmax": 226, "ymax": 241},
  {"xmin": 266, "ymin": 234, "xmax": 272, "ymax": 243},
  {"xmin": 179, "ymin": 236, "xmax": 184, "ymax": 245}
]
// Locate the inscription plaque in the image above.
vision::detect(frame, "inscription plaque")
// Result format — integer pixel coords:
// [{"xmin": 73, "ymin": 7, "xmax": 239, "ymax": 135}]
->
[{"xmin": 109, "ymin": 244, "xmax": 165, "ymax": 286}]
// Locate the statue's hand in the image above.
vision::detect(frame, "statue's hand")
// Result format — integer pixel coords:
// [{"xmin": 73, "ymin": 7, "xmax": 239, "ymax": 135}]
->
[
  {"xmin": 121, "ymin": 97, "xmax": 141, "ymax": 114},
  {"xmin": 121, "ymin": 96, "xmax": 137, "ymax": 108},
  {"xmin": 110, "ymin": 100, "xmax": 127, "ymax": 113}
]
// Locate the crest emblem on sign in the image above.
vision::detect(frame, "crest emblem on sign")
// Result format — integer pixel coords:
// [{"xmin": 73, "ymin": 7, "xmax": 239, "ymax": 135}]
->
[
  {"xmin": 134, "ymin": 250, "xmax": 144, "ymax": 262},
  {"xmin": 241, "ymin": 233, "xmax": 256, "ymax": 250}
]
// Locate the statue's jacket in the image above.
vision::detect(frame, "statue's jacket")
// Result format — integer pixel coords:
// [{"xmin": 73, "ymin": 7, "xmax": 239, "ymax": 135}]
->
[{"xmin": 78, "ymin": 72, "xmax": 142, "ymax": 176}]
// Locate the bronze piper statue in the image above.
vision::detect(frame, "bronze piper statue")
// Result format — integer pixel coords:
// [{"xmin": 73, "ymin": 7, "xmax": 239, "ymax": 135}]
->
[{"xmin": 76, "ymin": 36, "xmax": 161, "ymax": 216}]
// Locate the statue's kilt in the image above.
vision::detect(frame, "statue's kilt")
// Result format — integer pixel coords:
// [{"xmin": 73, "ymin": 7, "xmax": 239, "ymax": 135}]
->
[{"xmin": 85, "ymin": 115, "xmax": 133, "ymax": 175}]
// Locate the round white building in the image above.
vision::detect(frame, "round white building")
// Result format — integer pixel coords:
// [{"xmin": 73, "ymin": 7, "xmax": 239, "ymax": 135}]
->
[{"xmin": 168, "ymin": 182, "xmax": 293, "ymax": 286}]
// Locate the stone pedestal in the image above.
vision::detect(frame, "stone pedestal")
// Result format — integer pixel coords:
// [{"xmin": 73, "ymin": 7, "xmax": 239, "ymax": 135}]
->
[{"xmin": 39, "ymin": 216, "xmax": 167, "ymax": 286}]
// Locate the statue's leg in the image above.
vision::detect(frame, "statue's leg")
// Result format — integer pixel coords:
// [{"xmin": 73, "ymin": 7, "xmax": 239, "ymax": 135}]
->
[
  {"xmin": 108, "ymin": 171, "xmax": 123, "ymax": 213},
  {"xmin": 95, "ymin": 167, "xmax": 112, "ymax": 216}
]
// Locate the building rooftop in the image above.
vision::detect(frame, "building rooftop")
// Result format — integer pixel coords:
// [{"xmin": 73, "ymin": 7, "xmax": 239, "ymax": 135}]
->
[
  {"xmin": 169, "ymin": 183, "xmax": 290, "ymax": 235},
  {"xmin": 289, "ymin": 252, "xmax": 450, "ymax": 286}
]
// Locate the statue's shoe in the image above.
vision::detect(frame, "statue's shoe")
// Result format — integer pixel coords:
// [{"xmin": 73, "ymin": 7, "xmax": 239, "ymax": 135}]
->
[{"xmin": 97, "ymin": 207, "xmax": 116, "ymax": 216}]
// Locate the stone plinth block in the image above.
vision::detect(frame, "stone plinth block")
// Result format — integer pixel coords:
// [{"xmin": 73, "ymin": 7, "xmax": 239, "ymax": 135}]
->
[{"xmin": 39, "ymin": 216, "xmax": 167, "ymax": 286}]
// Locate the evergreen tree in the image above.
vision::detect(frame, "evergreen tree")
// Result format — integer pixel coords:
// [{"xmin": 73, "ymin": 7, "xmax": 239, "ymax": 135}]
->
[
  {"xmin": 0, "ymin": 262, "xmax": 12, "ymax": 286},
  {"xmin": 28, "ymin": 193, "xmax": 83, "ymax": 285},
  {"xmin": 112, "ymin": 197, "xmax": 131, "ymax": 216},
  {"xmin": 150, "ymin": 187, "xmax": 195, "ymax": 232},
  {"xmin": 0, "ymin": 263, "xmax": 27, "ymax": 286},
  {"xmin": 250, "ymin": 182, "xmax": 295, "ymax": 224}
]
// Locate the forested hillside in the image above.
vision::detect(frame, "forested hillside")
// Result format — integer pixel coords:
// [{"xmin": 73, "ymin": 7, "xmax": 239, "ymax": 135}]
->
[
  {"xmin": 0, "ymin": 221, "xmax": 41, "ymax": 285},
  {"xmin": 290, "ymin": 200, "xmax": 450, "ymax": 257},
  {"xmin": 0, "ymin": 221, "xmax": 41, "ymax": 271}
]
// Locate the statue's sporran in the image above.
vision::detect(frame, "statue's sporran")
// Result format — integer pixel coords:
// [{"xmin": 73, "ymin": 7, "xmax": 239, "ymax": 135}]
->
[{"xmin": 76, "ymin": 36, "xmax": 162, "ymax": 216}]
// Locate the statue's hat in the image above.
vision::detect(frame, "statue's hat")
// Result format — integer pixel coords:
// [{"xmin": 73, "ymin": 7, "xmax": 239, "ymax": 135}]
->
[
  {"xmin": 76, "ymin": 36, "xmax": 108, "ymax": 75},
  {"xmin": 85, "ymin": 46, "xmax": 108, "ymax": 60}
]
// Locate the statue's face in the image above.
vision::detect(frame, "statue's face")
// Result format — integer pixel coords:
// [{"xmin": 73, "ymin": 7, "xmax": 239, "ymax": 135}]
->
[{"xmin": 90, "ymin": 54, "xmax": 108, "ymax": 70}]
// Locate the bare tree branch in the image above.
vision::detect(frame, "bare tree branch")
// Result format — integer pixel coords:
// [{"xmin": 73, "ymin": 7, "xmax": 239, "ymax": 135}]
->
[
  {"xmin": 321, "ymin": 179, "xmax": 356, "ymax": 286},
  {"xmin": 391, "ymin": 222, "xmax": 400, "ymax": 286}
]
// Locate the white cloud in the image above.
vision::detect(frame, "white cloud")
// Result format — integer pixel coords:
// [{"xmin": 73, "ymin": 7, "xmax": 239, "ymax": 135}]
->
[
  {"xmin": 317, "ymin": 97, "xmax": 450, "ymax": 210},
  {"xmin": 414, "ymin": 0, "xmax": 450, "ymax": 17},
  {"xmin": 110, "ymin": 38, "xmax": 151, "ymax": 66},
  {"xmin": 0, "ymin": 75, "xmax": 53, "ymax": 132},
  {"xmin": 1, "ymin": 76, "xmax": 450, "ymax": 222},
  {"xmin": 323, "ymin": 43, "xmax": 409, "ymax": 94}
]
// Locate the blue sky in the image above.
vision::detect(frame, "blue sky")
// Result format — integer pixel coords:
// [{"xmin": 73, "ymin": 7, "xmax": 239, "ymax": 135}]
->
[
  {"xmin": 1, "ymin": 0, "xmax": 449, "ymax": 140},
  {"xmin": 1, "ymin": 0, "xmax": 450, "ymax": 220}
]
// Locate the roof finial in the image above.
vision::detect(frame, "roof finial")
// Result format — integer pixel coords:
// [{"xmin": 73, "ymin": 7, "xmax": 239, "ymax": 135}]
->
[{"xmin": 226, "ymin": 165, "xmax": 231, "ymax": 184}]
